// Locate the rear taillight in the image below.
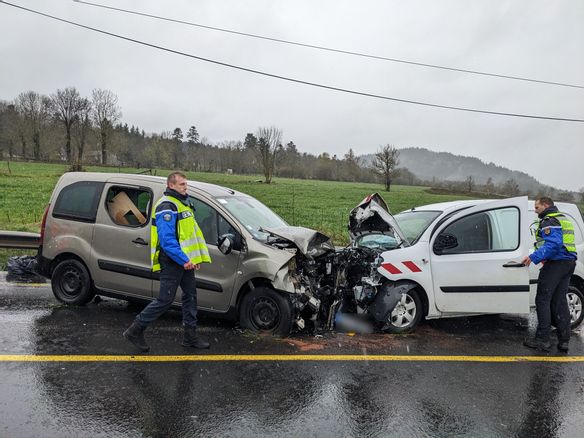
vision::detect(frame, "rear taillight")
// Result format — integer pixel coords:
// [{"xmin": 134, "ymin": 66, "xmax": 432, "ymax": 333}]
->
[{"xmin": 40, "ymin": 204, "xmax": 50, "ymax": 244}]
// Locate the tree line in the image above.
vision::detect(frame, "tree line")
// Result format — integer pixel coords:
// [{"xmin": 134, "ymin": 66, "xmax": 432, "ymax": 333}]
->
[
  {"xmin": 0, "ymin": 87, "xmax": 581, "ymax": 200},
  {"xmin": 0, "ymin": 87, "xmax": 405, "ymax": 187},
  {"xmin": 0, "ymin": 88, "xmax": 120, "ymax": 169}
]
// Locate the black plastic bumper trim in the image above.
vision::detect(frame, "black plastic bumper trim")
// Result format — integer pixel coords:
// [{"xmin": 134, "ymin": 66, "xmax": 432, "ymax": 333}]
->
[
  {"xmin": 97, "ymin": 259, "xmax": 223, "ymax": 292},
  {"xmin": 440, "ymin": 285, "xmax": 530, "ymax": 293}
]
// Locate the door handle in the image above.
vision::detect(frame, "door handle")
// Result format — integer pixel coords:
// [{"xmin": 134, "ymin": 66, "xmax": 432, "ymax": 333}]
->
[
  {"xmin": 132, "ymin": 238, "xmax": 148, "ymax": 246},
  {"xmin": 502, "ymin": 261, "xmax": 525, "ymax": 268}
]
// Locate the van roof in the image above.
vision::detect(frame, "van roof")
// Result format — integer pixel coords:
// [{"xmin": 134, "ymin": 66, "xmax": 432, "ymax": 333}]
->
[
  {"xmin": 399, "ymin": 197, "xmax": 581, "ymax": 217},
  {"xmin": 399, "ymin": 199, "xmax": 489, "ymax": 213},
  {"xmin": 58, "ymin": 172, "xmax": 246, "ymax": 198}
]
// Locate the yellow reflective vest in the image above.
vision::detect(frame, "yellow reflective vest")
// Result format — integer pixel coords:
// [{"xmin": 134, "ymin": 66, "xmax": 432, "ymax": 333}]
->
[
  {"xmin": 534, "ymin": 212, "xmax": 577, "ymax": 253},
  {"xmin": 150, "ymin": 195, "xmax": 211, "ymax": 272}
]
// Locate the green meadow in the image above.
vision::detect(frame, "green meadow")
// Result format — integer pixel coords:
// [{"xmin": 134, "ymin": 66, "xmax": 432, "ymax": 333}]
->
[{"xmin": 0, "ymin": 160, "xmax": 477, "ymax": 267}]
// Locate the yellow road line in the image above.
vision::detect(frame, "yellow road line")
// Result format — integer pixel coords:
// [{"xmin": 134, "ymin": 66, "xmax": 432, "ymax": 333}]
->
[
  {"xmin": 0, "ymin": 354, "xmax": 583, "ymax": 362},
  {"xmin": 0, "ymin": 282, "xmax": 49, "ymax": 287}
]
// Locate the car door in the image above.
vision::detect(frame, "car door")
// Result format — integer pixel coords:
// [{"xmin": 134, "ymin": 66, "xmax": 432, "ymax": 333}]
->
[
  {"xmin": 430, "ymin": 196, "xmax": 530, "ymax": 314},
  {"xmin": 152, "ymin": 195, "xmax": 242, "ymax": 313},
  {"xmin": 90, "ymin": 183, "xmax": 155, "ymax": 297}
]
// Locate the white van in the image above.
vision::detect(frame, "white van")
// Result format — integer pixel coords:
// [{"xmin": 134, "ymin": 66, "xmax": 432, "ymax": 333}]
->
[{"xmin": 372, "ymin": 197, "xmax": 584, "ymax": 331}]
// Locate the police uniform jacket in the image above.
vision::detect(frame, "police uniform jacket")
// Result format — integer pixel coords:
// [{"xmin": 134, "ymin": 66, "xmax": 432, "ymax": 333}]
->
[{"xmin": 529, "ymin": 206, "xmax": 578, "ymax": 265}]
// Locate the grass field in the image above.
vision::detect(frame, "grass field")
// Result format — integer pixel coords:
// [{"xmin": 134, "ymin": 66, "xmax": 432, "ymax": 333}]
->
[{"xmin": 0, "ymin": 160, "xmax": 482, "ymax": 268}]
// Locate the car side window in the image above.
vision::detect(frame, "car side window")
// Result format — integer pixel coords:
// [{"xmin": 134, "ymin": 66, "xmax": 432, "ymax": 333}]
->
[
  {"xmin": 438, "ymin": 207, "xmax": 519, "ymax": 254},
  {"xmin": 218, "ymin": 214, "xmax": 237, "ymax": 239},
  {"xmin": 190, "ymin": 198, "xmax": 237, "ymax": 246},
  {"xmin": 105, "ymin": 186, "xmax": 151, "ymax": 227},
  {"xmin": 53, "ymin": 181, "xmax": 105, "ymax": 222}
]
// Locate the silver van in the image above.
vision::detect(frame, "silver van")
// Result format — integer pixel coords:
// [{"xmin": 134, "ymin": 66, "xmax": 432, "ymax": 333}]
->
[{"xmin": 37, "ymin": 172, "xmax": 307, "ymax": 335}]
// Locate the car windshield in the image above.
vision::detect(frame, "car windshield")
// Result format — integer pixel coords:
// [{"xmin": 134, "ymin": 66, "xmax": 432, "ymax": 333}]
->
[
  {"xmin": 394, "ymin": 210, "xmax": 442, "ymax": 243},
  {"xmin": 355, "ymin": 234, "xmax": 399, "ymax": 251},
  {"xmin": 214, "ymin": 196, "xmax": 288, "ymax": 242}
]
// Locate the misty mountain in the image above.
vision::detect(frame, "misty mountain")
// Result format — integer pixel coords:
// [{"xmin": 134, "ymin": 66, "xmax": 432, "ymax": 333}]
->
[{"xmin": 360, "ymin": 147, "xmax": 549, "ymax": 192}]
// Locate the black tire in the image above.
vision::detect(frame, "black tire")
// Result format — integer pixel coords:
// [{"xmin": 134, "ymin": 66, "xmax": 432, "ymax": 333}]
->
[
  {"xmin": 51, "ymin": 259, "xmax": 95, "ymax": 305},
  {"xmin": 239, "ymin": 287, "xmax": 294, "ymax": 336},
  {"xmin": 568, "ymin": 285, "xmax": 584, "ymax": 329},
  {"xmin": 382, "ymin": 288, "xmax": 423, "ymax": 334}
]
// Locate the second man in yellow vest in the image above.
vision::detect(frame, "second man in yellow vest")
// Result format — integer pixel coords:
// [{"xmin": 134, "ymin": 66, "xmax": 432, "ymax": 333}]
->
[
  {"xmin": 124, "ymin": 171, "xmax": 212, "ymax": 352},
  {"xmin": 522, "ymin": 196, "xmax": 577, "ymax": 353}
]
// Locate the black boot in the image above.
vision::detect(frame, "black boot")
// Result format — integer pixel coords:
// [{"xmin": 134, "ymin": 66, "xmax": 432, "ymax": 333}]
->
[
  {"xmin": 557, "ymin": 340, "xmax": 569, "ymax": 353},
  {"xmin": 523, "ymin": 337, "xmax": 551, "ymax": 352},
  {"xmin": 123, "ymin": 321, "xmax": 150, "ymax": 352},
  {"xmin": 182, "ymin": 326, "xmax": 210, "ymax": 349}
]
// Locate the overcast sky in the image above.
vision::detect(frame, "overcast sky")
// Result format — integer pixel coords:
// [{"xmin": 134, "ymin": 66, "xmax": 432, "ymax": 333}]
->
[{"xmin": 1, "ymin": 0, "xmax": 583, "ymax": 190}]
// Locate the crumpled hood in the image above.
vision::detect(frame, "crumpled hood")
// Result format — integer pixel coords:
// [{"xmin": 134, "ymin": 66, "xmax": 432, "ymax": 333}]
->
[
  {"xmin": 348, "ymin": 193, "xmax": 409, "ymax": 245},
  {"xmin": 262, "ymin": 226, "xmax": 335, "ymax": 259}
]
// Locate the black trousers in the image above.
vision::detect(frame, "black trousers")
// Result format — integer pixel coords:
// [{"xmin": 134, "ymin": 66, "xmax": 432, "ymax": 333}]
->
[
  {"xmin": 136, "ymin": 252, "xmax": 198, "ymax": 328},
  {"xmin": 535, "ymin": 259, "xmax": 576, "ymax": 341}
]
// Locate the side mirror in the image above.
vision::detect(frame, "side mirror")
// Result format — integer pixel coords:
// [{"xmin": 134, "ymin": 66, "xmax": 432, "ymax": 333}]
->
[
  {"xmin": 218, "ymin": 234, "xmax": 235, "ymax": 255},
  {"xmin": 433, "ymin": 233, "xmax": 459, "ymax": 254}
]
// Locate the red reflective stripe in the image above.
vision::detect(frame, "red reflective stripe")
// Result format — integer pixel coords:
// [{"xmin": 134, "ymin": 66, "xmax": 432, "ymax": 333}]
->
[
  {"xmin": 381, "ymin": 263, "xmax": 402, "ymax": 274},
  {"xmin": 402, "ymin": 261, "xmax": 422, "ymax": 273}
]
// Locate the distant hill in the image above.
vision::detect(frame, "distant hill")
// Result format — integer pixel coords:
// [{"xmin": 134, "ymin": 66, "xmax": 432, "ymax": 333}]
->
[{"xmin": 360, "ymin": 147, "xmax": 550, "ymax": 193}]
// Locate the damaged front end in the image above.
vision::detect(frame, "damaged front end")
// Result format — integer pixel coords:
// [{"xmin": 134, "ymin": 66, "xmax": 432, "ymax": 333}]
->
[
  {"xmin": 265, "ymin": 226, "xmax": 337, "ymax": 331},
  {"xmin": 265, "ymin": 193, "xmax": 412, "ymax": 333}
]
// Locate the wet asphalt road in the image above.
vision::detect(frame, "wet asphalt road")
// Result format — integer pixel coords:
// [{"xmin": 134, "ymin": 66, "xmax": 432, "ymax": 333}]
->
[{"xmin": 2, "ymin": 274, "xmax": 584, "ymax": 437}]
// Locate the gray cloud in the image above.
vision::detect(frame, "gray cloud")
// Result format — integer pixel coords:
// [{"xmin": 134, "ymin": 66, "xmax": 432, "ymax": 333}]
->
[{"xmin": 1, "ymin": 0, "xmax": 582, "ymax": 189}]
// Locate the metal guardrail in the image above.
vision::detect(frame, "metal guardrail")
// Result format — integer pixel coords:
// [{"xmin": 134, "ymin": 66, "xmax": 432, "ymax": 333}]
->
[{"xmin": 0, "ymin": 231, "xmax": 41, "ymax": 249}]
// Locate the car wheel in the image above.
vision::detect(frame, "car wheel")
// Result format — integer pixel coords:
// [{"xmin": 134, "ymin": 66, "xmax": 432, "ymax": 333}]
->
[
  {"xmin": 239, "ymin": 287, "xmax": 293, "ymax": 336},
  {"xmin": 568, "ymin": 285, "xmax": 584, "ymax": 329},
  {"xmin": 51, "ymin": 259, "xmax": 95, "ymax": 305},
  {"xmin": 382, "ymin": 288, "xmax": 423, "ymax": 334}
]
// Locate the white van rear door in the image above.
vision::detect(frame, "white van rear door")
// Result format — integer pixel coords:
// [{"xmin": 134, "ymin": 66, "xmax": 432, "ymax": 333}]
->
[{"xmin": 430, "ymin": 196, "xmax": 530, "ymax": 314}]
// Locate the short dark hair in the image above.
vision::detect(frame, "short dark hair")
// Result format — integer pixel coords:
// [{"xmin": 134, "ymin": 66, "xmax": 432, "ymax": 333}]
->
[
  {"xmin": 536, "ymin": 196, "xmax": 554, "ymax": 207},
  {"xmin": 167, "ymin": 171, "xmax": 187, "ymax": 185}
]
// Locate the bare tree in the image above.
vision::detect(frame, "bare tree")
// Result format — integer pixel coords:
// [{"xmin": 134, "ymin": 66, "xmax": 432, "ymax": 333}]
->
[
  {"xmin": 484, "ymin": 177, "xmax": 495, "ymax": 195},
  {"xmin": 501, "ymin": 178, "xmax": 520, "ymax": 196},
  {"xmin": 92, "ymin": 89, "xmax": 121, "ymax": 165},
  {"xmin": 0, "ymin": 102, "xmax": 22, "ymax": 159},
  {"xmin": 15, "ymin": 91, "xmax": 51, "ymax": 160},
  {"xmin": 50, "ymin": 87, "xmax": 88, "ymax": 163},
  {"xmin": 465, "ymin": 175, "xmax": 475, "ymax": 193},
  {"xmin": 372, "ymin": 144, "xmax": 400, "ymax": 191},
  {"xmin": 253, "ymin": 126, "xmax": 282, "ymax": 183},
  {"xmin": 73, "ymin": 98, "xmax": 92, "ymax": 168}
]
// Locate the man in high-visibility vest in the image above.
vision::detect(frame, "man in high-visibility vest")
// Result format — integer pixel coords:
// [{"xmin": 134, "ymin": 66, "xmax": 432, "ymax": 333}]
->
[
  {"xmin": 124, "ymin": 171, "xmax": 212, "ymax": 352},
  {"xmin": 522, "ymin": 197, "xmax": 577, "ymax": 353}
]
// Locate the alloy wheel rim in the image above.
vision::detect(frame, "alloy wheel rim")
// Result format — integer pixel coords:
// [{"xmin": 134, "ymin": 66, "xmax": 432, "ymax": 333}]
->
[
  {"xmin": 390, "ymin": 294, "xmax": 417, "ymax": 328},
  {"xmin": 568, "ymin": 292, "xmax": 582, "ymax": 323}
]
